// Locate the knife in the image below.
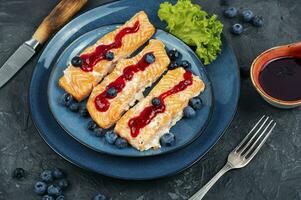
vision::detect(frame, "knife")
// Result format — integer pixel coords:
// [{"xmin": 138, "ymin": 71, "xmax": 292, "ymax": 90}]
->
[{"xmin": 0, "ymin": 0, "xmax": 87, "ymax": 88}]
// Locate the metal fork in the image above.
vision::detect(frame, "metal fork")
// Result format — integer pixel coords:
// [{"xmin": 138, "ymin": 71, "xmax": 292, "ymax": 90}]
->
[{"xmin": 189, "ymin": 115, "xmax": 276, "ymax": 200}]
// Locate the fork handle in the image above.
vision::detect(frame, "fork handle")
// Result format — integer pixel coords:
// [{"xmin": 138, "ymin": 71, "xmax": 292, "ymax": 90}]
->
[{"xmin": 189, "ymin": 163, "xmax": 233, "ymax": 200}]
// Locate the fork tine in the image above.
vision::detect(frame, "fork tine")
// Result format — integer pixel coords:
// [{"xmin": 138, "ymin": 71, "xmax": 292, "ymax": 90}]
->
[
  {"xmin": 243, "ymin": 119, "xmax": 274, "ymax": 156},
  {"xmin": 244, "ymin": 121, "xmax": 276, "ymax": 162},
  {"xmin": 234, "ymin": 115, "xmax": 268, "ymax": 153},
  {"xmin": 239, "ymin": 117, "xmax": 271, "ymax": 154}
]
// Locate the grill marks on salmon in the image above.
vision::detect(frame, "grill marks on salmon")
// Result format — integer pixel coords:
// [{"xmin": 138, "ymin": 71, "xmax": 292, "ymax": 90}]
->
[
  {"xmin": 87, "ymin": 40, "xmax": 170, "ymax": 129},
  {"xmin": 114, "ymin": 68, "xmax": 205, "ymax": 151},
  {"xmin": 59, "ymin": 11, "xmax": 155, "ymax": 101}
]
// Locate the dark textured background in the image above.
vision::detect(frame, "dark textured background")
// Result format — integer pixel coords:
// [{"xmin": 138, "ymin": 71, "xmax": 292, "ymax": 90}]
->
[{"xmin": 0, "ymin": 0, "xmax": 301, "ymax": 199}]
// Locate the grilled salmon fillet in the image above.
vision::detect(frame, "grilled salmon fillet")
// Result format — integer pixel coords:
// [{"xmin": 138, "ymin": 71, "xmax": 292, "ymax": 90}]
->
[
  {"xmin": 87, "ymin": 39, "xmax": 170, "ymax": 129},
  {"xmin": 115, "ymin": 68, "xmax": 205, "ymax": 151},
  {"xmin": 59, "ymin": 11, "xmax": 155, "ymax": 101}
]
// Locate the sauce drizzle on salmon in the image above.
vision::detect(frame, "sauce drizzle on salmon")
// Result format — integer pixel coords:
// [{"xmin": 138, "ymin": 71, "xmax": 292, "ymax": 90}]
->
[
  {"xmin": 80, "ymin": 21, "xmax": 140, "ymax": 72},
  {"xmin": 128, "ymin": 70, "xmax": 193, "ymax": 137},
  {"xmin": 94, "ymin": 53, "xmax": 154, "ymax": 112}
]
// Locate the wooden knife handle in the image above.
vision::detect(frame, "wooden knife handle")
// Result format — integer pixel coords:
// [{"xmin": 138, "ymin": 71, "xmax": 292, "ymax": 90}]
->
[{"xmin": 32, "ymin": 0, "xmax": 87, "ymax": 44}]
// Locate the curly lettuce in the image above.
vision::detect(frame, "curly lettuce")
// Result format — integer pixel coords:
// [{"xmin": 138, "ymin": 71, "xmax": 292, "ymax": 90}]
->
[{"xmin": 158, "ymin": 0, "xmax": 223, "ymax": 65}]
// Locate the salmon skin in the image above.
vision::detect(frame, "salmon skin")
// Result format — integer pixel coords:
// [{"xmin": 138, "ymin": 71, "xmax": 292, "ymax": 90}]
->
[
  {"xmin": 115, "ymin": 68, "xmax": 205, "ymax": 151},
  {"xmin": 59, "ymin": 11, "xmax": 155, "ymax": 101},
  {"xmin": 87, "ymin": 39, "xmax": 170, "ymax": 129}
]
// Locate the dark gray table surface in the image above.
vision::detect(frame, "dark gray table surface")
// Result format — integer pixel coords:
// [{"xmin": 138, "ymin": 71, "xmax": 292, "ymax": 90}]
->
[{"xmin": 1, "ymin": 0, "xmax": 301, "ymax": 199}]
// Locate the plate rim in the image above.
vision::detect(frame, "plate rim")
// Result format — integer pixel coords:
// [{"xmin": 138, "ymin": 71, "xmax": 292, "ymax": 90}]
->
[{"xmin": 28, "ymin": 0, "xmax": 240, "ymax": 180}]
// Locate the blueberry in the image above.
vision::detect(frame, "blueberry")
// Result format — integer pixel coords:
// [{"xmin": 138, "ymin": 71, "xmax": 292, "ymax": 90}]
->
[
  {"xmin": 241, "ymin": 10, "xmax": 254, "ymax": 22},
  {"xmin": 168, "ymin": 49, "xmax": 181, "ymax": 60},
  {"xmin": 47, "ymin": 184, "xmax": 62, "ymax": 197},
  {"xmin": 151, "ymin": 97, "xmax": 161, "ymax": 107},
  {"xmin": 145, "ymin": 53, "xmax": 156, "ymax": 64},
  {"xmin": 56, "ymin": 195, "xmax": 65, "ymax": 200},
  {"xmin": 231, "ymin": 23, "xmax": 243, "ymax": 35},
  {"xmin": 34, "ymin": 181, "xmax": 47, "ymax": 195},
  {"xmin": 71, "ymin": 56, "xmax": 83, "ymax": 67},
  {"xmin": 93, "ymin": 193, "xmax": 107, "ymax": 200},
  {"xmin": 87, "ymin": 120, "xmax": 98, "ymax": 131},
  {"xmin": 58, "ymin": 179, "xmax": 69, "ymax": 190},
  {"xmin": 40, "ymin": 170, "xmax": 53, "ymax": 183},
  {"xmin": 252, "ymin": 15, "xmax": 264, "ymax": 27},
  {"xmin": 79, "ymin": 106, "xmax": 89, "ymax": 117},
  {"xmin": 115, "ymin": 137, "xmax": 128, "ymax": 148},
  {"xmin": 224, "ymin": 7, "xmax": 238, "ymax": 18},
  {"xmin": 105, "ymin": 52, "xmax": 114, "ymax": 61},
  {"xmin": 183, "ymin": 106, "xmax": 196, "ymax": 118},
  {"xmin": 42, "ymin": 195, "xmax": 54, "ymax": 200},
  {"xmin": 168, "ymin": 62, "xmax": 179, "ymax": 70},
  {"xmin": 106, "ymin": 87, "xmax": 117, "ymax": 97},
  {"xmin": 12, "ymin": 168, "xmax": 25, "ymax": 179},
  {"xmin": 180, "ymin": 60, "xmax": 191, "ymax": 69},
  {"xmin": 52, "ymin": 168, "xmax": 64, "ymax": 179},
  {"xmin": 93, "ymin": 127, "xmax": 105, "ymax": 137},
  {"xmin": 189, "ymin": 97, "xmax": 203, "ymax": 110},
  {"xmin": 160, "ymin": 133, "xmax": 175, "ymax": 146},
  {"xmin": 60, "ymin": 93, "xmax": 73, "ymax": 107},
  {"xmin": 105, "ymin": 131, "xmax": 118, "ymax": 144},
  {"xmin": 68, "ymin": 102, "xmax": 79, "ymax": 112}
]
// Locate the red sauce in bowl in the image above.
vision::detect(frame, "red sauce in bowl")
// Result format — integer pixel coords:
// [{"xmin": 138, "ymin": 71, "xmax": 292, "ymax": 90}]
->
[{"xmin": 259, "ymin": 57, "xmax": 301, "ymax": 101}]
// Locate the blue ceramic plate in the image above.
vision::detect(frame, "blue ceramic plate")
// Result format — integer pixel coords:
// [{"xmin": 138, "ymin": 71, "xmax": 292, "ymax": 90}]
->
[
  {"xmin": 29, "ymin": 0, "xmax": 240, "ymax": 180},
  {"xmin": 47, "ymin": 25, "xmax": 213, "ymax": 157}
]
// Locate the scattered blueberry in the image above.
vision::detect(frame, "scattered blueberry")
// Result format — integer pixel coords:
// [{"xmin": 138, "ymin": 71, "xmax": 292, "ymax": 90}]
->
[
  {"xmin": 105, "ymin": 52, "xmax": 114, "ymax": 61},
  {"xmin": 183, "ymin": 106, "xmax": 196, "ymax": 118},
  {"xmin": 42, "ymin": 195, "xmax": 54, "ymax": 200},
  {"xmin": 105, "ymin": 131, "xmax": 118, "ymax": 144},
  {"xmin": 52, "ymin": 168, "xmax": 64, "ymax": 179},
  {"xmin": 180, "ymin": 60, "xmax": 191, "ymax": 69},
  {"xmin": 87, "ymin": 120, "xmax": 98, "ymax": 131},
  {"xmin": 231, "ymin": 23, "xmax": 244, "ymax": 35},
  {"xmin": 79, "ymin": 105, "xmax": 89, "ymax": 117},
  {"xmin": 151, "ymin": 97, "xmax": 161, "ymax": 107},
  {"xmin": 12, "ymin": 168, "xmax": 25, "ymax": 179},
  {"xmin": 71, "ymin": 56, "xmax": 83, "ymax": 67},
  {"xmin": 115, "ymin": 137, "xmax": 128, "ymax": 148},
  {"xmin": 56, "ymin": 195, "xmax": 65, "ymax": 200},
  {"xmin": 168, "ymin": 62, "xmax": 179, "ymax": 70},
  {"xmin": 168, "ymin": 49, "xmax": 181, "ymax": 60},
  {"xmin": 252, "ymin": 15, "xmax": 264, "ymax": 27},
  {"xmin": 189, "ymin": 97, "xmax": 203, "ymax": 110},
  {"xmin": 93, "ymin": 193, "xmax": 107, "ymax": 200},
  {"xmin": 93, "ymin": 127, "xmax": 105, "ymax": 137},
  {"xmin": 106, "ymin": 87, "xmax": 117, "ymax": 97},
  {"xmin": 60, "ymin": 93, "xmax": 73, "ymax": 107},
  {"xmin": 47, "ymin": 184, "xmax": 62, "ymax": 197},
  {"xmin": 68, "ymin": 102, "xmax": 79, "ymax": 112},
  {"xmin": 160, "ymin": 133, "xmax": 175, "ymax": 146},
  {"xmin": 40, "ymin": 170, "xmax": 53, "ymax": 183},
  {"xmin": 58, "ymin": 179, "xmax": 69, "ymax": 190},
  {"xmin": 34, "ymin": 181, "xmax": 47, "ymax": 195},
  {"xmin": 145, "ymin": 53, "xmax": 156, "ymax": 64},
  {"xmin": 241, "ymin": 10, "xmax": 254, "ymax": 22},
  {"xmin": 224, "ymin": 7, "xmax": 238, "ymax": 18}
]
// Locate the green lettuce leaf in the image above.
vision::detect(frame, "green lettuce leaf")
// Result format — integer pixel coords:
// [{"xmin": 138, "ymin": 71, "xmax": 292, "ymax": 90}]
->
[{"xmin": 158, "ymin": 0, "xmax": 223, "ymax": 65}]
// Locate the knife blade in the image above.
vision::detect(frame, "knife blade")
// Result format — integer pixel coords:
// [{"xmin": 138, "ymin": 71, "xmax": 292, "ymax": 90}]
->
[
  {"xmin": 0, "ymin": 0, "xmax": 87, "ymax": 88},
  {"xmin": 0, "ymin": 40, "xmax": 38, "ymax": 88}
]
